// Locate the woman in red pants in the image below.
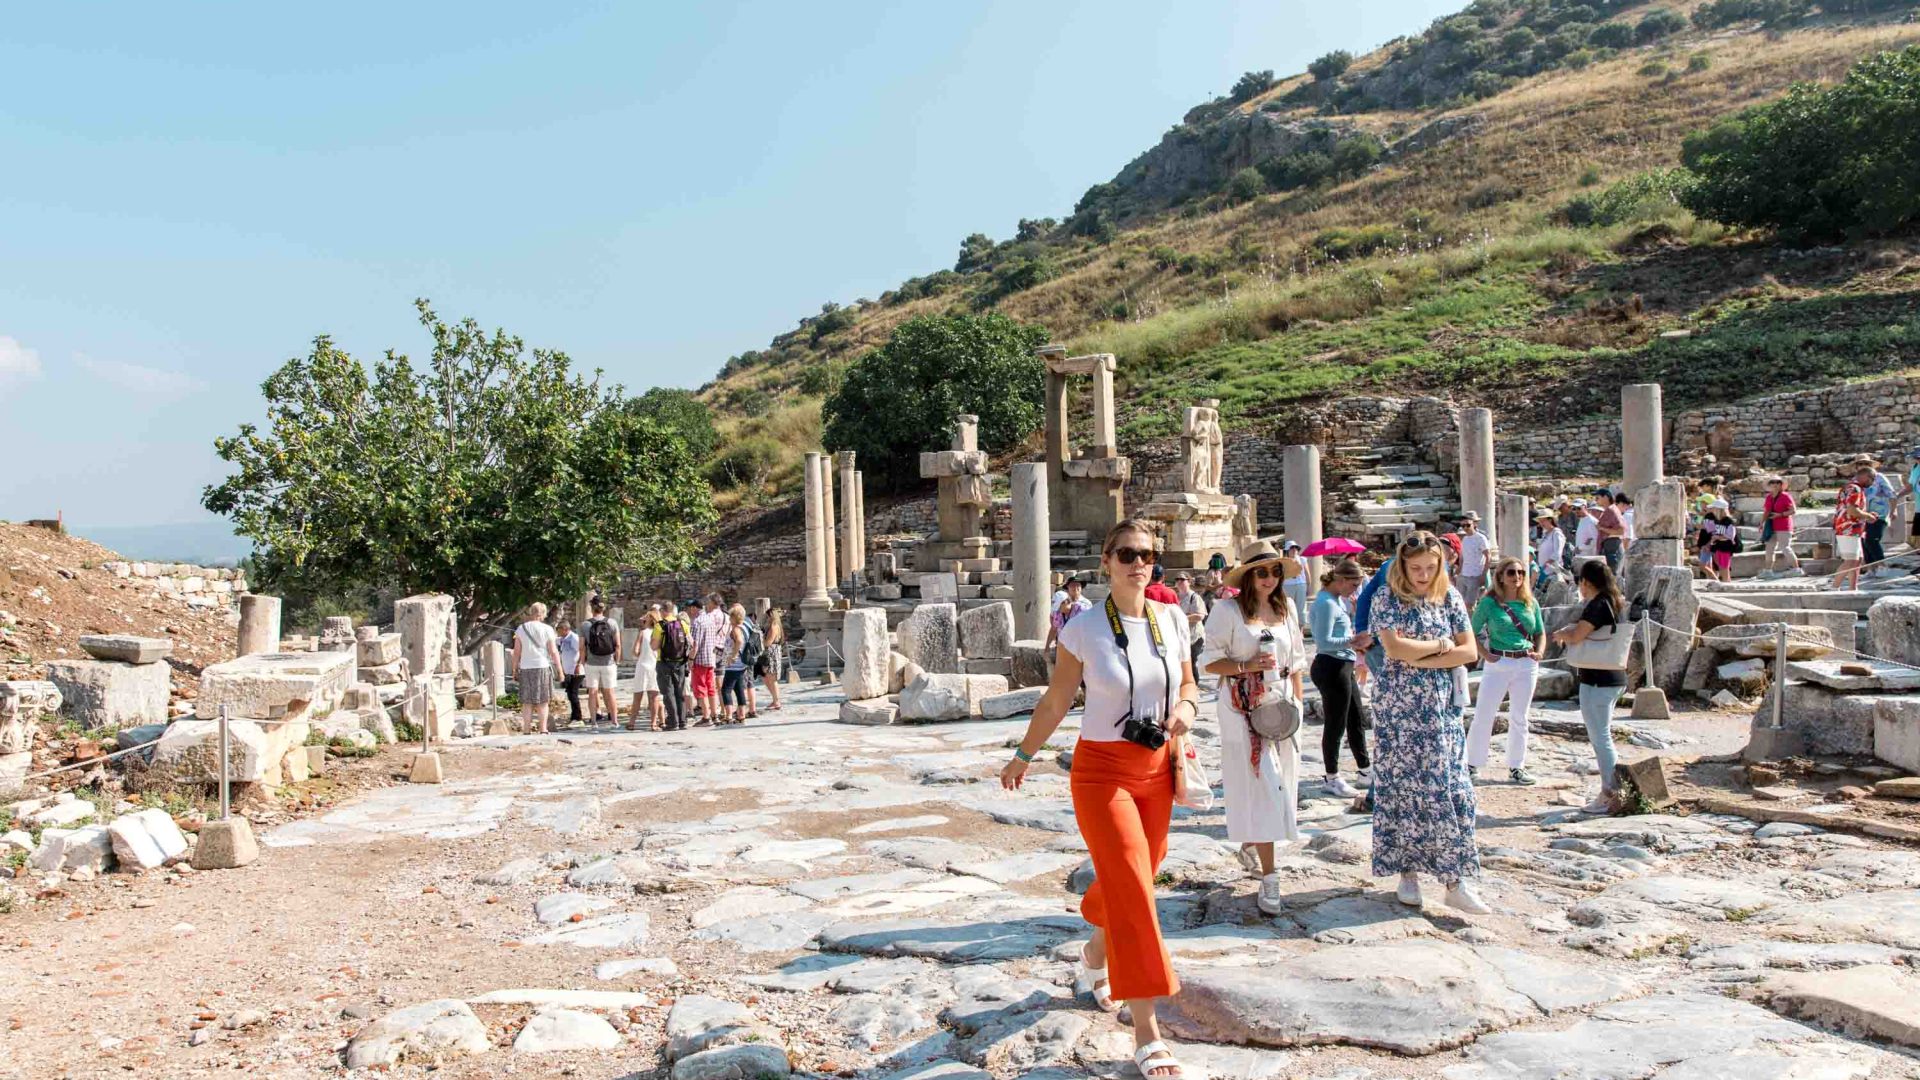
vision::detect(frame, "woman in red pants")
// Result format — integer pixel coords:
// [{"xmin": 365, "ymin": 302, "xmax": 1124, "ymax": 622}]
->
[{"xmin": 1002, "ymin": 519, "xmax": 1200, "ymax": 1080}]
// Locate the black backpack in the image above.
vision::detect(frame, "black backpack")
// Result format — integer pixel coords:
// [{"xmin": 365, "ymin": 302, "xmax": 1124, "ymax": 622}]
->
[
  {"xmin": 739, "ymin": 619, "xmax": 765, "ymax": 670},
  {"xmin": 659, "ymin": 617, "xmax": 691, "ymax": 663},
  {"xmin": 586, "ymin": 618, "xmax": 618, "ymax": 658}
]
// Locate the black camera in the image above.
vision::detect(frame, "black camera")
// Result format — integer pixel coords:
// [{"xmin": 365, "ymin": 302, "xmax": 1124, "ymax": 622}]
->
[{"xmin": 1120, "ymin": 711, "xmax": 1169, "ymax": 750}]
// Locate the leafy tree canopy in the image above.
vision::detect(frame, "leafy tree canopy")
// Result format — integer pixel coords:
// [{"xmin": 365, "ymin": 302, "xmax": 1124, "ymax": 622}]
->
[
  {"xmin": 204, "ymin": 300, "xmax": 716, "ymax": 639},
  {"xmin": 1681, "ymin": 45, "xmax": 1920, "ymax": 241},
  {"xmin": 1308, "ymin": 51, "xmax": 1354, "ymax": 82},
  {"xmin": 633, "ymin": 386, "xmax": 718, "ymax": 460},
  {"xmin": 821, "ymin": 312, "xmax": 1048, "ymax": 492}
]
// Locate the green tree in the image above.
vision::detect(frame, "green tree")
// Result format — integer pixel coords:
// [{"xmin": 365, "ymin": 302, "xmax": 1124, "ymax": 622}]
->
[
  {"xmin": 1308, "ymin": 51, "xmax": 1354, "ymax": 81},
  {"xmin": 955, "ymin": 232, "xmax": 997, "ymax": 273},
  {"xmin": 822, "ymin": 313, "xmax": 1048, "ymax": 491},
  {"xmin": 1230, "ymin": 70, "xmax": 1277, "ymax": 101},
  {"xmin": 204, "ymin": 301, "xmax": 716, "ymax": 641},
  {"xmin": 1227, "ymin": 167, "xmax": 1267, "ymax": 203},
  {"xmin": 1681, "ymin": 45, "xmax": 1920, "ymax": 240},
  {"xmin": 633, "ymin": 387, "xmax": 717, "ymax": 460},
  {"xmin": 1635, "ymin": 8, "xmax": 1688, "ymax": 41}
]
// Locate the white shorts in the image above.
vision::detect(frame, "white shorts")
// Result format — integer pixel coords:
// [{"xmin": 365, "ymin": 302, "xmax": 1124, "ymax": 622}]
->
[
  {"xmin": 582, "ymin": 663, "xmax": 620, "ymax": 690},
  {"xmin": 1836, "ymin": 534, "xmax": 1863, "ymax": 561}
]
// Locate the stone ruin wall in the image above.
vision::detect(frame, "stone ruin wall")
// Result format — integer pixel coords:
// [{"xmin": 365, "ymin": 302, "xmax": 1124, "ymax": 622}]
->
[
  {"xmin": 1500, "ymin": 373, "xmax": 1920, "ymax": 479},
  {"xmin": 101, "ymin": 560, "xmax": 248, "ymax": 612}
]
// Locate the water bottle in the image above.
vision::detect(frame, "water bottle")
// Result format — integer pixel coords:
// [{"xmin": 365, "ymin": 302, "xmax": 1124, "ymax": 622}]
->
[{"xmin": 1258, "ymin": 629, "xmax": 1279, "ymax": 691}]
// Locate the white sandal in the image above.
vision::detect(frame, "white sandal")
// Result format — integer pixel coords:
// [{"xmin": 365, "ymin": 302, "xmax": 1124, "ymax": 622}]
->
[
  {"xmin": 1076, "ymin": 945, "xmax": 1119, "ymax": 1012},
  {"xmin": 1133, "ymin": 1040, "xmax": 1193, "ymax": 1079}
]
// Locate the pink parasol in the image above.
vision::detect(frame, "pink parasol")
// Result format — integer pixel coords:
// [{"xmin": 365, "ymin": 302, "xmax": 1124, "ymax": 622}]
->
[{"xmin": 1300, "ymin": 537, "xmax": 1366, "ymax": 558}]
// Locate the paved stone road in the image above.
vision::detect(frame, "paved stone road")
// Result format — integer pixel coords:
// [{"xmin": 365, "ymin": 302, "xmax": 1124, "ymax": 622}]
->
[{"xmin": 26, "ymin": 681, "xmax": 1902, "ymax": 1078}]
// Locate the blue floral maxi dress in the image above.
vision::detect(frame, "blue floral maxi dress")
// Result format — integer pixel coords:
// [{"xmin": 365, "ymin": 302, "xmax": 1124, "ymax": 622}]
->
[{"xmin": 1366, "ymin": 587, "xmax": 1481, "ymax": 883}]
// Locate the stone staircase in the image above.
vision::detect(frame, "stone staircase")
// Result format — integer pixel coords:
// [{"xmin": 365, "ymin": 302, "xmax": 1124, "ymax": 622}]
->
[{"xmin": 1328, "ymin": 443, "xmax": 1461, "ymax": 542}]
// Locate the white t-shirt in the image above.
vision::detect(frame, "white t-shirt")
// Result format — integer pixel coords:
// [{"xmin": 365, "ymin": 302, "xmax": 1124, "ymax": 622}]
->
[
  {"xmin": 1575, "ymin": 516, "xmax": 1599, "ymax": 556},
  {"xmin": 1057, "ymin": 600, "xmax": 1191, "ymax": 743},
  {"xmin": 1459, "ymin": 531, "xmax": 1491, "ymax": 577},
  {"xmin": 1622, "ymin": 508, "xmax": 1636, "ymax": 541},
  {"xmin": 516, "ymin": 621, "xmax": 558, "ymax": 670}
]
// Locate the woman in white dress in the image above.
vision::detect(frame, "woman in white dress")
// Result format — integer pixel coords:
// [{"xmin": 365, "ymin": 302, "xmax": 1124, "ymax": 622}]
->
[
  {"xmin": 1200, "ymin": 540, "xmax": 1307, "ymax": 916},
  {"xmin": 625, "ymin": 606, "xmax": 662, "ymax": 731}
]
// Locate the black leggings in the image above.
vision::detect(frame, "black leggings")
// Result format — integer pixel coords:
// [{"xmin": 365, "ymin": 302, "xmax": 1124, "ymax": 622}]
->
[{"xmin": 1311, "ymin": 654, "xmax": 1370, "ymax": 774}]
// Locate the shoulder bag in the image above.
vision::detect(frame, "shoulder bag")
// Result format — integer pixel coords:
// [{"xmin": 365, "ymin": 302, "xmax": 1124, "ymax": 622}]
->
[
  {"xmin": 1564, "ymin": 604, "xmax": 1633, "ymax": 671},
  {"xmin": 1171, "ymin": 735, "xmax": 1215, "ymax": 810}
]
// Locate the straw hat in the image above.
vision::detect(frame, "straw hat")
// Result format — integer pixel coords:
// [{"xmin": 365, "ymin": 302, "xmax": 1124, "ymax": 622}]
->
[{"xmin": 1224, "ymin": 540, "xmax": 1302, "ymax": 590}]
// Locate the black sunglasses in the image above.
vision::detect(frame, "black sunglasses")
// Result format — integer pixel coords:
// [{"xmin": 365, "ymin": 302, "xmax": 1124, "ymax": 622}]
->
[
  {"xmin": 1110, "ymin": 546, "xmax": 1159, "ymax": 565},
  {"xmin": 1500, "ymin": 569, "xmax": 1527, "ymax": 578}
]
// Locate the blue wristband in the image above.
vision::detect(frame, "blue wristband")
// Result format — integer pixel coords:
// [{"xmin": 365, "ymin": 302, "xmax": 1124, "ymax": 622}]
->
[{"xmin": 1013, "ymin": 748, "xmax": 1034, "ymax": 763}]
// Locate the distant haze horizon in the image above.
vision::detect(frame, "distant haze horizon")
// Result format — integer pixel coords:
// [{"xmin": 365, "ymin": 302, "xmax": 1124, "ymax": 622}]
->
[{"xmin": 63, "ymin": 520, "xmax": 253, "ymax": 566}]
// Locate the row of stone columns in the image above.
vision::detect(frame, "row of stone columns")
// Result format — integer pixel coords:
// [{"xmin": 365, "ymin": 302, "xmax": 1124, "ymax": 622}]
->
[{"xmin": 803, "ymin": 449, "xmax": 869, "ymax": 602}]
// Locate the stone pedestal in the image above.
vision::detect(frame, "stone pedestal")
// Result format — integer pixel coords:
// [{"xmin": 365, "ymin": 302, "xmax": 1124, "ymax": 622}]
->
[
  {"xmin": 237, "ymin": 595, "xmax": 282, "ymax": 658},
  {"xmin": 1458, "ymin": 408, "xmax": 1498, "ymax": 554},
  {"xmin": 191, "ymin": 818, "xmax": 259, "ymax": 870},
  {"xmin": 1622, "ymin": 383, "xmax": 1664, "ymax": 498},
  {"xmin": 481, "ymin": 641, "xmax": 506, "ymax": 697},
  {"xmin": 919, "ymin": 416, "xmax": 1000, "ymax": 569},
  {"xmin": 1283, "ymin": 445, "xmax": 1324, "ymax": 598},
  {"xmin": 1011, "ymin": 463, "xmax": 1051, "ymax": 643}
]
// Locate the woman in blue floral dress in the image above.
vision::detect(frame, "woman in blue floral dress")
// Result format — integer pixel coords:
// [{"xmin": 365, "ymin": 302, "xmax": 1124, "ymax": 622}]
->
[{"xmin": 1367, "ymin": 531, "xmax": 1490, "ymax": 914}]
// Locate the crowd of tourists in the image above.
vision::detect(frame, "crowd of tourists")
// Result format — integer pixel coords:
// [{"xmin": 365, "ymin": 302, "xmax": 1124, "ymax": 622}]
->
[
  {"xmin": 508, "ymin": 593, "xmax": 787, "ymax": 734},
  {"xmin": 1002, "ymin": 518, "xmax": 1638, "ymax": 1080}
]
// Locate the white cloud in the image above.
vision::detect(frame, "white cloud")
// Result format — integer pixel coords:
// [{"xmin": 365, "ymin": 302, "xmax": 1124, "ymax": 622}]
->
[
  {"xmin": 75, "ymin": 353, "xmax": 204, "ymax": 397},
  {"xmin": 0, "ymin": 336, "xmax": 41, "ymax": 383}
]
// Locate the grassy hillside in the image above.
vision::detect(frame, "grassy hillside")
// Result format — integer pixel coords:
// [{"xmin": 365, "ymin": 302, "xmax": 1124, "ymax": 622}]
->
[{"xmin": 697, "ymin": 0, "xmax": 1920, "ymax": 509}]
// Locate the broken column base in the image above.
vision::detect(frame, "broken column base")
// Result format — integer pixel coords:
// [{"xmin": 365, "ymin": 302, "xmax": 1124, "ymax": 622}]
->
[
  {"xmin": 1743, "ymin": 725, "xmax": 1807, "ymax": 763},
  {"xmin": 190, "ymin": 818, "xmax": 260, "ymax": 870},
  {"xmin": 1630, "ymin": 687, "xmax": 1671, "ymax": 720},
  {"xmin": 409, "ymin": 751, "xmax": 444, "ymax": 784}
]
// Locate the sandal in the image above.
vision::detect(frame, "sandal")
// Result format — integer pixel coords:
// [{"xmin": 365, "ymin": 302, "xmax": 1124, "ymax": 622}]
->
[
  {"xmin": 1075, "ymin": 945, "xmax": 1118, "ymax": 1012},
  {"xmin": 1132, "ymin": 1040, "xmax": 1192, "ymax": 1079},
  {"xmin": 747, "ymin": 711, "xmax": 759, "ymax": 719}
]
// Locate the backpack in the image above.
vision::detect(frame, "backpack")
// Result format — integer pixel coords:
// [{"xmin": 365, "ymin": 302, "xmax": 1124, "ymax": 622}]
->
[
  {"xmin": 585, "ymin": 618, "xmax": 618, "ymax": 658},
  {"xmin": 739, "ymin": 619, "xmax": 765, "ymax": 670},
  {"xmin": 659, "ymin": 617, "xmax": 691, "ymax": 664}
]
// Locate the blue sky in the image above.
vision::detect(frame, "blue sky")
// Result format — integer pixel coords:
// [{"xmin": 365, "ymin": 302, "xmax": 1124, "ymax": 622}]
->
[{"xmin": 0, "ymin": 1, "xmax": 1462, "ymax": 531}]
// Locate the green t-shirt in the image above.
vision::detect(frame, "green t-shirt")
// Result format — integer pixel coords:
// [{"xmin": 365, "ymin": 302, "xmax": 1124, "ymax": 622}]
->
[{"xmin": 1470, "ymin": 595, "xmax": 1543, "ymax": 654}]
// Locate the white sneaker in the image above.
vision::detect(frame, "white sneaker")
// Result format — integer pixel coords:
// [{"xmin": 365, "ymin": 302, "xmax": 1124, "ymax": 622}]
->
[
  {"xmin": 1326, "ymin": 774, "xmax": 1360, "ymax": 799},
  {"xmin": 1445, "ymin": 880, "xmax": 1493, "ymax": 914},
  {"xmin": 1235, "ymin": 845, "xmax": 1262, "ymax": 876},
  {"xmin": 1583, "ymin": 792, "xmax": 1617, "ymax": 815},
  {"xmin": 1396, "ymin": 872, "xmax": 1422, "ymax": 906},
  {"xmin": 1356, "ymin": 768, "xmax": 1373, "ymax": 789},
  {"xmin": 1257, "ymin": 872, "xmax": 1285, "ymax": 915}
]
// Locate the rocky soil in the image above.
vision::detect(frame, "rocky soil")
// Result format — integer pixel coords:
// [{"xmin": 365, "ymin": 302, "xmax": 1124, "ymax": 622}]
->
[{"xmin": 0, "ymin": 684, "xmax": 1914, "ymax": 1080}]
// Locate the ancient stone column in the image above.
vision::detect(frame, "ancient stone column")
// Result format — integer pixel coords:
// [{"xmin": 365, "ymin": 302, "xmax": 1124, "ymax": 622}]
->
[
  {"xmin": 837, "ymin": 451, "xmax": 859, "ymax": 587},
  {"xmin": 1458, "ymin": 407, "xmax": 1499, "ymax": 555},
  {"xmin": 1622, "ymin": 383, "xmax": 1664, "ymax": 497},
  {"xmin": 236, "ymin": 594, "xmax": 282, "ymax": 657},
  {"xmin": 1282, "ymin": 445, "xmax": 1324, "ymax": 600},
  {"xmin": 482, "ymin": 640, "xmax": 506, "ymax": 697},
  {"xmin": 1497, "ymin": 492, "xmax": 1532, "ymax": 568},
  {"xmin": 1012, "ymin": 463, "xmax": 1051, "ymax": 643},
  {"xmin": 802, "ymin": 452, "xmax": 830, "ymax": 603},
  {"xmin": 821, "ymin": 453, "xmax": 839, "ymax": 591},
  {"xmin": 1091, "ymin": 364, "xmax": 1118, "ymax": 458},
  {"xmin": 853, "ymin": 469, "xmax": 867, "ymax": 572}
]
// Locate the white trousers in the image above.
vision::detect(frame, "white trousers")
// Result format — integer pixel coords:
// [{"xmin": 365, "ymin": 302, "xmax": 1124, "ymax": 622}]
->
[{"xmin": 1467, "ymin": 655, "xmax": 1538, "ymax": 769}]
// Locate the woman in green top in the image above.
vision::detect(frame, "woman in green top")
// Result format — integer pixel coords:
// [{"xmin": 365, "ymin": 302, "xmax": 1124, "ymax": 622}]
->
[{"xmin": 1466, "ymin": 556, "xmax": 1544, "ymax": 785}]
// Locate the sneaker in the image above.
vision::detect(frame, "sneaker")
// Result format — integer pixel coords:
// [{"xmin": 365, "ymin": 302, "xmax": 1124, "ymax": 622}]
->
[
  {"xmin": 1509, "ymin": 767, "xmax": 1537, "ymax": 785},
  {"xmin": 1444, "ymin": 880, "xmax": 1493, "ymax": 914},
  {"xmin": 1467, "ymin": 765, "xmax": 1479, "ymax": 782},
  {"xmin": 1583, "ymin": 791, "xmax": 1618, "ymax": 815},
  {"xmin": 1396, "ymin": 873, "xmax": 1422, "ymax": 907},
  {"xmin": 1257, "ymin": 873, "xmax": 1286, "ymax": 916},
  {"xmin": 1355, "ymin": 768, "xmax": 1372, "ymax": 788},
  {"xmin": 1326, "ymin": 775, "xmax": 1360, "ymax": 799}
]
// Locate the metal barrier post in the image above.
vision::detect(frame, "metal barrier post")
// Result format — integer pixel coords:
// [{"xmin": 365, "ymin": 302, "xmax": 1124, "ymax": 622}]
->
[
  {"xmin": 217, "ymin": 704, "xmax": 231, "ymax": 820},
  {"xmin": 1771, "ymin": 624, "xmax": 1787, "ymax": 730}
]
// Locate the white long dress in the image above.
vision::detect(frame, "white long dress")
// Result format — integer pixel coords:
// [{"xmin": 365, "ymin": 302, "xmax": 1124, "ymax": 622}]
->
[
  {"xmin": 1200, "ymin": 597, "xmax": 1306, "ymax": 844},
  {"xmin": 627, "ymin": 626, "xmax": 660, "ymax": 694}
]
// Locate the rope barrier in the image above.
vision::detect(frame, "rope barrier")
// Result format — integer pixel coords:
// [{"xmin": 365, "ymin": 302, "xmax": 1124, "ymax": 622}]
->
[{"xmin": 1634, "ymin": 612, "xmax": 1920, "ymax": 675}]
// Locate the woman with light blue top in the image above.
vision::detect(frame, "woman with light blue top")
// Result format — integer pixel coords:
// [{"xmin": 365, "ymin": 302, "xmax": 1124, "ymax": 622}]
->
[{"xmin": 1309, "ymin": 559, "xmax": 1372, "ymax": 798}]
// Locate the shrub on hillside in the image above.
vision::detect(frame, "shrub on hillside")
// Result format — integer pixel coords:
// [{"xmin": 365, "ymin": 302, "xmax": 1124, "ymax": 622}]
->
[
  {"xmin": 706, "ymin": 435, "xmax": 782, "ymax": 492},
  {"xmin": 796, "ymin": 359, "xmax": 844, "ymax": 397},
  {"xmin": 821, "ymin": 313, "xmax": 1048, "ymax": 492},
  {"xmin": 1635, "ymin": 8, "xmax": 1688, "ymax": 41},
  {"xmin": 1231, "ymin": 70, "xmax": 1277, "ymax": 101},
  {"xmin": 1681, "ymin": 45, "xmax": 1920, "ymax": 240},
  {"xmin": 1227, "ymin": 167, "xmax": 1267, "ymax": 203},
  {"xmin": 809, "ymin": 303, "xmax": 856, "ymax": 343},
  {"xmin": 1692, "ymin": 0, "xmax": 1809, "ymax": 27},
  {"xmin": 1587, "ymin": 21, "xmax": 1634, "ymax": 47},
  {"xmin": 1561, "ymin": 168, "xmax": 1692, "ymax": 226},
  {"xmin": 1309, "ymin": 51, "xmax": 1354, "ymax": 81},
  {"xmin": 634, "ymin": 387, "xmax": 718, "ymax": 461}
]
